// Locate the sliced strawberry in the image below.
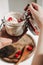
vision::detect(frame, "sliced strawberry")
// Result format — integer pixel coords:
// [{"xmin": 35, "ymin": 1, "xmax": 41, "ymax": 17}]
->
[
  {"xmin": 17, "ymin": 50, "xmax": 22, "ymax": 55},
  {"xmin": 27, "ymin": 45, "xmax": 33, "ymax": 51},
  {"xmin": 15, "ymin": 54, "xmax": 19, "ymax": 58},
  {"xmin": 7, "ymin": 17, "xmax": 13, "ymax": 21},
  {"xmin": 15, "ymin": 50, "xmax": 22, "ymax": 58}
]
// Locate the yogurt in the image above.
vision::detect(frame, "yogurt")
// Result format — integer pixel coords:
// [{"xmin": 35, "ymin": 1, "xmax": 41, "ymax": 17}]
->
[{"xmin": 4, "ymin": 12, "xmax": 25, "ymax": 36}]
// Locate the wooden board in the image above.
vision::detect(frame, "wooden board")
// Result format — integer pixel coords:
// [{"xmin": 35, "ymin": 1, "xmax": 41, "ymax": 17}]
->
[{"xmin": 0, "ymin": 27, "xmax": 36, "ymax": 65}]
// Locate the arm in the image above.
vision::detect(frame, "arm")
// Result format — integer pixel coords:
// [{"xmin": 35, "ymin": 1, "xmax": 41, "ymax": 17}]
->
[
  {"xmin": 32, "ymin": 26, "xmax": 43, "ymax": 65},
  {"xmin": 29, "ymin": 2, "xmax": 43, "ymax": 65}
]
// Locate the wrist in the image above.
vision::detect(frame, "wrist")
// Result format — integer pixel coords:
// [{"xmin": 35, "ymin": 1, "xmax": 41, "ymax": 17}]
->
[
  {"xmin": 39, "ymin": 24, "xmax": 43, "ymax": 35},
  {"xmin": 40, "ymin": 24, "xmax": 43, "ymax": 31}
]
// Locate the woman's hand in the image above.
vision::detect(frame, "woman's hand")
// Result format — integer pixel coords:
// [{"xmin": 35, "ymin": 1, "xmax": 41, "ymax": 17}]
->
[
  {"xmin": 29, "ymin": 2, "xmax": 43, "ymax": 29},
  {"xmin": 28, "ymin": 2, "xmax": 43, "ymax": 65}
]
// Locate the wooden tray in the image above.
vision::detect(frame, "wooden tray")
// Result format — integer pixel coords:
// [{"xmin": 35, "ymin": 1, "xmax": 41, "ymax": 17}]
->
[{"xmin": 0, "ymin": 27, "xmax": 36, "ymax": 65}]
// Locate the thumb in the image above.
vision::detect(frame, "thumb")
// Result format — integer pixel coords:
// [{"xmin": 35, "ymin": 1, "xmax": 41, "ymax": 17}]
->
[{"xmin": 32, "ymin": 2, "xmax": 38, "ymax": 10}]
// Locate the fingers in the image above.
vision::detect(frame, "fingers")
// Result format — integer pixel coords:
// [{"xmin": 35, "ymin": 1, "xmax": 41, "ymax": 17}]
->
[
  {"xmin": 29, "ymin": 2, "xmax": 39, "ymax": 16},
  {"xmin": 32, "ymin": 2, "xmax": 38, "ymax": 10},
  {"xmin": 29, "ymin": 4, "xmax": 37, "ymax": 15},
  {"xmin": 29, "ymin": 2, "xmax": 39, "ymax": 13}
]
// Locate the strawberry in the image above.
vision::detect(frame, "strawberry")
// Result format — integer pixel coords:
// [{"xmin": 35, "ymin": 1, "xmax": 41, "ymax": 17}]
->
[
  {"xmin": 17, "ymin": 50, "xmax": 22, "ymax": 55},
  {"xmin": 27, "ymin": 45, "xmax": 33, "ymax": 51},
  {"xmin": 15, "ymin": 54, "xmax": 19, "ymax": 58},
  {"xmin": 7, "ymin": 17, "xmax": 13, "ymax": 21}
]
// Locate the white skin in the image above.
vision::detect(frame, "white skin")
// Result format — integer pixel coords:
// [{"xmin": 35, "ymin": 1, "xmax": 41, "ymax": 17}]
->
[{"xmin": 29, "ymin": 2, "xmax": 43, "ymax": 65}]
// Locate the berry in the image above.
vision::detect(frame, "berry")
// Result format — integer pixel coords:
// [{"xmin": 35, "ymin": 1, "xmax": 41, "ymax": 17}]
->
[
  {"xmin": 15, "ymin": 54, "xmax": 19, "ymax": 58},
  {"xmin": 27, "ymin": 45, "xmax": 33, "ymax": 51},
  {"xmin": 7, "ymin": 17, "xmax": 13, "ymax": 21},
  {"xmin": 17, "ymin": 51, "xmax": 22, "ymax": 55}
]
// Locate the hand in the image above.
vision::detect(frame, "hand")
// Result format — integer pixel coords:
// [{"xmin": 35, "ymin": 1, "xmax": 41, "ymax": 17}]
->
[
  {"xmin": 29, "ymin": 2, "xmax": 43, "ymax": 29},
  {"xmin": 29, "ymin": 3, "xmax": 43, "ymax": 65}
]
